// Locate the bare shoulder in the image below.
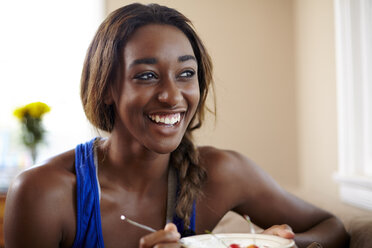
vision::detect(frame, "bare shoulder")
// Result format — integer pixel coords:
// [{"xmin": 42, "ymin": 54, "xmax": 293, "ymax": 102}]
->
[
  {"xmin": 195, "ymin": 146, "xmax": 282, "ymax": 230},
  {"xmin": 198, "ymin": 146, "xmax": 246, "ymax": 171},
  {"xmin": 4, "ymin": 149, "xmax": 77, "ymax": 247},
  {"xmin": 9, "ymin": 149, "xmax": 76, "ymax": 200},
  {"xmin": 196, "ymin": 146, "xmax": 338, "ymax": 236},
  {"xmin": 198, "ymin": 146, "xmax": 268, "ymax": 184},
  {"xmin": 197, "ymin": 146, "xmax": 283, "ymax": 206}
]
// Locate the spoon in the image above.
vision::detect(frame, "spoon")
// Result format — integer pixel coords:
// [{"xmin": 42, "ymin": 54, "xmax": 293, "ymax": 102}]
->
[
  {"xmin": 120, "ymin": 215, "xmax": 190, "ymax": 248},
  {"xmin": 120, "ymin": 215, "xmax": 157, "ymax": 233},
  {"xmin": 243, "ymin": 215, "xmax": 256, "ymax": 246}
]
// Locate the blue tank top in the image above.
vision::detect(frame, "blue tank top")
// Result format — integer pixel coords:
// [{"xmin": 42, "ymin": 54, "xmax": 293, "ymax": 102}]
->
[{"xmin": 72, "ymin": 138, "xmax": 196, "ymax": 248}]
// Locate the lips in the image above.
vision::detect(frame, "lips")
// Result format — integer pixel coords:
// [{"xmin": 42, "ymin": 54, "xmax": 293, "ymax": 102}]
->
[{"xmin": 148, "ymin": 112, "xmax": 182, "ymax": 125}]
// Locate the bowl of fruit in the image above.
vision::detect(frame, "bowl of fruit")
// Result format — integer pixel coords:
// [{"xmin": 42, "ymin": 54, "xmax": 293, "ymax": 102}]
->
[{"xmin": 181, "ymin": 233, "xmax": 295, "ymax": 248}]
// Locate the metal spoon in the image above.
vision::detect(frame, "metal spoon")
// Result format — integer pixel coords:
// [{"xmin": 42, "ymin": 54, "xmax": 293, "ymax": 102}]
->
[
  {"xmin": 244, "ymin": 215, "xmax": 257, "ymax": 246},
  {"xmin": 120, "ymin": 215, "xmax": 157, "ymax": 233},
  {"xmin": 120, "ymin": 215, "xmax": 189, "ymax": 247}
]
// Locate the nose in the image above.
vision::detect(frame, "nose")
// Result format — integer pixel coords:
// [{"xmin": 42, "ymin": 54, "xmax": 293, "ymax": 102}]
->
[{"xmin": 157, "ymin": 77, "xmax": 183, "ymax": 106}]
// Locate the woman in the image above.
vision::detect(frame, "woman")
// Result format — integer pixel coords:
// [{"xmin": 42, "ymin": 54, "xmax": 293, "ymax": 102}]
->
[{"xmin": 4, "ymin": 3, "xmax": 349, "ymax": 248}]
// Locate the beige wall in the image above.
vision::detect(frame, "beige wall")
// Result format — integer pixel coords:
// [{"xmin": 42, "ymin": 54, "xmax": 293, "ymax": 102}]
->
[
  {"xmin": 103, "ymin": 0, "xmax": 339, "ymax": 193},
  {"xmin": 294, "ymin": 0, "xmax": 339, "ymax": 195}
]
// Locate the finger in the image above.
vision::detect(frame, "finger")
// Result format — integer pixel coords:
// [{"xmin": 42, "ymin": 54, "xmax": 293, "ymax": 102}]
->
[
  {"xmin": 277, "ymin": 227, "xmax": 295, "ymax": 239},
  {"xmin": 139, "ymin": 230, "xmax": 180, "ymax": 248},
  {"xmin": 164, "ymin": 223, "xmax": 178, "ymax": 233},
  {"xmin": 262, "ymin": 224, "xmax": 295, "ymax": 239}
]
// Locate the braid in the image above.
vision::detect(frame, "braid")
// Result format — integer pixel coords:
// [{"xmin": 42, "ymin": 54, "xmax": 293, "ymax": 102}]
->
[{"xmin": 170, "ymin": 132, "xmax": 207, "ymax": 228}]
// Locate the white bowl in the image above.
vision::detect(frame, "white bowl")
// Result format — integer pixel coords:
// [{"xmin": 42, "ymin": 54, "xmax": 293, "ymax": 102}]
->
[{"xmin": 181, "ymin": 233, "xmax": 296, "ymax": 248}]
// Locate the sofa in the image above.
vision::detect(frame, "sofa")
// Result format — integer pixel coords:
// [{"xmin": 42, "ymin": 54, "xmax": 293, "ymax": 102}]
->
[{"xmin": 212, "ymin": 187, "xmax": 372, "ymax": 248}]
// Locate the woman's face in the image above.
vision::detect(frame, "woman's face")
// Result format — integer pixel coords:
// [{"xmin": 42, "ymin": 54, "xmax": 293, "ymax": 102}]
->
[{"xmin": 110, "ymin": 24, "xmax": 200, "ymax": 154}]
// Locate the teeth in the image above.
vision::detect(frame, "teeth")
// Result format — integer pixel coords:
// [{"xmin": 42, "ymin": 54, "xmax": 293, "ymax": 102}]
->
[{"xmin": 149, "ymin": 113, "xmax": 181, "ymax": 125}]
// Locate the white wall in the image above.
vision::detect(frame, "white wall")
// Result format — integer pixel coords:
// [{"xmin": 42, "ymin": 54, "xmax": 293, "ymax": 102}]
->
[{"xmin": 0, "ymin": 0, "xmax": 104, "ymax": 168}]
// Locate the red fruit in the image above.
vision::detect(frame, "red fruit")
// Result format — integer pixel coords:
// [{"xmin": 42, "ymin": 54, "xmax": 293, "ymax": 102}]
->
[{"xmin": 229, "ymin": 244, "xmax": 241, "ymax": 248}]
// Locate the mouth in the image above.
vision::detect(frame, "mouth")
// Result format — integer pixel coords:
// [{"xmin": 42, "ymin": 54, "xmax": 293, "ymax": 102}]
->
[{"xmin": 147, "ymin": 112, "xmax": 183, "ymax": 126}]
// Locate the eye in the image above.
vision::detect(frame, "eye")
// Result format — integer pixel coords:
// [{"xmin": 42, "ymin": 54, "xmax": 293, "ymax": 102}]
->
[
  {"xmin": 178, "ymin": 70, "xmax": 196, "ymax": 79},
  {"xmin": 133, "ymin": 72, "xmax": 158, "ymax": 81}
]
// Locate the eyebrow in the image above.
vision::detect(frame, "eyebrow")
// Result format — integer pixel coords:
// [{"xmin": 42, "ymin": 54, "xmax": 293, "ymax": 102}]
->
[
  {"xmin": 130, "ymin": 57, "xmax": 157, "ymax": 67},
  {"xmin": 178, "ymin": 55, "xmax": 196, "ymax": 62},
  {"xmin": 130, "ymin": 55, "xmax": 196, "ymax": 68}
]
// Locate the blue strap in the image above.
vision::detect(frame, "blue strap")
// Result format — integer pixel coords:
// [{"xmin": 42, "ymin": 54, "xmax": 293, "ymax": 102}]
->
[
  {"xmin": 173, "ymin": 202, "xmax": 196, "ymax": 237},
  {"xmin": 72, "ymin": 138, "xmax": 105, "ymax": 248},
  {"xmin": 172, "ymin": 170, "xmax": 196, "ymax": 237},
  {"xmin": 71, "ymin": 138, "xmax": 195, "ymax": 247}
]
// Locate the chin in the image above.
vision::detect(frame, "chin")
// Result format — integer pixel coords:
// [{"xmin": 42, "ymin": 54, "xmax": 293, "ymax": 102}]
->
[{"xmin": 147, "ymin": 139, "xmax": 183, "ymax": 154}]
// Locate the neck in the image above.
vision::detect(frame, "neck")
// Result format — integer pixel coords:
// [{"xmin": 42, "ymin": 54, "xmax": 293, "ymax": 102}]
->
[{"xmin": 97, "ymin": 134, "xmax": 171, "ymax": 192}]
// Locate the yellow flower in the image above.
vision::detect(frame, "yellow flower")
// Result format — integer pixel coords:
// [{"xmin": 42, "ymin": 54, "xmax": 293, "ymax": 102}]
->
[
  {"xmin": 27, "ymin": 102, "xmax": 51, "ymax": 118},
  {"xmin": 13, "ymin": 102, "xmax": 51, "ymax": 120},
  {"xmin": 13, "ymin": 107, "xmax": 26, "ymax": 120}
]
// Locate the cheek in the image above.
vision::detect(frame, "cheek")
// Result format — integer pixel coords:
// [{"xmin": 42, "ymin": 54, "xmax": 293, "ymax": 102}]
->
[
  {"xmin": 119, "ymin": 83, "xmax": 151, "ymax": 108},
  {"xmin": 186, "ymin": 82, "xmax": 201, "ymax": 114},
  {"xmin": 114, "ymin": 87, "xmax": 146, "ymax": 124}
]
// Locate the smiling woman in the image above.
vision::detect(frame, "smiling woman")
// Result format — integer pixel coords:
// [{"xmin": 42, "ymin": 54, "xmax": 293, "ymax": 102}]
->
[
  {"xmin": 108, "ymin": 24, "xmax": 200, "ymax": 154},
  {"xmin": 3, "ymin": 3, "xmax": 349, "ymax": 248}
]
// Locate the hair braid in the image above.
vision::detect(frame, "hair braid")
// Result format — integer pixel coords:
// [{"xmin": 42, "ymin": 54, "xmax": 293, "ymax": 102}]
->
[{"xmin": 170, "ymin": 133, "xmax": 207, "ymax": 228}]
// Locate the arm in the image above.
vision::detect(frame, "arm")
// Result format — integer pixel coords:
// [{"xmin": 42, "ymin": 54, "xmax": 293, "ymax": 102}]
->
[
  {"xmin": 292, "ymin": 216, "xmax": 349, "ymax": 248},
  {"xmin": 260, "ymin": 208, "xmax": 349, "ymax": 248},
  {"xmin": 4, "ymin": 164, "xmax": 74, "ymax": 248},
  {"xmin": 228, "ymin": 152, "xmax": 349, "ymax": 248},
  {"xmin": 250, "ymin": 191, "xmax": 349, "ymax": 248}
]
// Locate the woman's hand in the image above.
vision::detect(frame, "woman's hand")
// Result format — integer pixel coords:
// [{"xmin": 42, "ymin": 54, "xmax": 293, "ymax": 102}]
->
[
  {"xmin": 262, "ymin": 224, "xmax": 295, "ymax": 239},
  {"xmin": 139, "ymin": 223, "xmax": 183, "ymax": 248}
]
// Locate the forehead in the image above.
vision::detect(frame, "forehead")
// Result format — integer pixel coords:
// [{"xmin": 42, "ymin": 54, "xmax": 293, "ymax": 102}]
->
[{"xmin": 123, "ymin": 24, "xmax": 195, "ymax": 63}]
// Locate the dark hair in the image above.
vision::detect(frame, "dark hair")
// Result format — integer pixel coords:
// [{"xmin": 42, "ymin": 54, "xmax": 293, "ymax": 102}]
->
[{"xmin": 80, "ymin": 3, "xmax": 214, "ymax": 227}]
